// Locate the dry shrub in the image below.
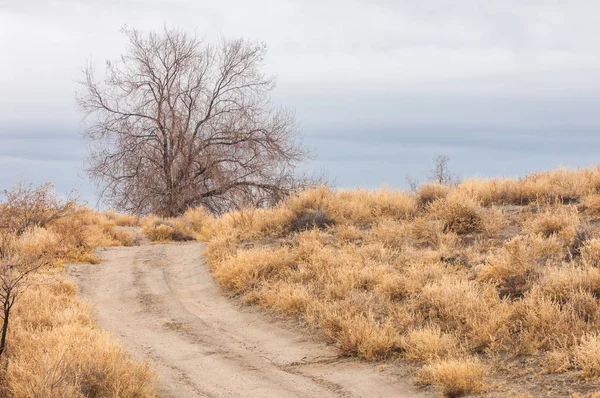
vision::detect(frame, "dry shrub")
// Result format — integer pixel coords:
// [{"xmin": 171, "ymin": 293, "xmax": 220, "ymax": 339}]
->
[
  {"xmin": 584, "ymin": 194, "xmax": 600, "ymax": 217},
  {"xmin": 418, "ymin": 357, "xmax": 487, "ymax": 397},
  {"xmin": 417, "ymin": 277, "xmax": 506, "ymax": 346},
  {"xmin": 566, "ymin": 290, "xmax": 600, "ymax": 324},
  {"xmin": 306, "ymin": 304, "xmax": 401, "ymax": 360},
  {"xmin": 544, "ymin": 349, "xmax": 572, "ymax": 374},
  {"xmin": 369, "ymin": 220, "xmax": 410, "ymax": 249},
  {"xmin": 416, "ymin": 183, "xmax": 450, "ymax": 209},
  {"xmin": 573, "ymin": 393, "xmax": 600, "ymax": 398},
  {"xmin": 255, "ymin": 282, "xmax": 311, "ymax": 315},
  {"xmin": 510, "ymin": 288, "xmax": 580, "ymax": 354},
  {"xmin": 331, "ymin": 224, "xmax": 362, "ymax": 242},
  {"xmin": 457, "ymin": 177, "xmax": 517, "ymax": 206},
  {"xmin": 527, "ymin": 206, "xmax": 579, "ymax": 242},
  {"xmin": 140, "ymin": 218, "xmax": 195, "ymax": 242},
  {"xmin": 204, "ymin": 234, "xmax": 240, "ymax": 265},
  {"xmin": 198, "ymin": 166, "xmax": 600, "ymax": 394},
  {"xmin": 2, "ymin": 275, "xmax": 156, "ymax": 397},
  {"xmin": 538, "ymin": 266, "xmax": 600, "ymax": 303},
  {"xmin": 104, "ymin": 209, "xmax": 139, "ymax": 226},
  {"xmin": 429, "ymin": 193, "xmax": 486, "ymax": 234},
  {"xmin": 334, "ymin": 315, "xmax": 400, "ymax": 360},
  {"xmin": 141, "ymin": 223, "xmax": 174, "ymax": 242},
  {"xmin": 0, "ymin": 181, "xmax": 76, "ymax": 234},
  {"xmin": 581, "ymin": 239, "xmax": 600, "ymax": 267},
  {"xmin": 183, "ymin": 206, "xmax": 213, "ymax": 233},
  {"xmin": 409, "ymin": 218, "xmax": 458, "ymax": 249},
  {"xmin": 288, "ymin": 208, "xmax": 334, "ymax": 232},
  {"xmin": 5, "ymin": 326, "xmax": 156, "ymax": 398},
  {"xmin": 0, "ymin": 185, "xmax": 155, "ymax": 397},
  {"xmin": 12, "ymin": 213, "xmax": 131, "ymax": 265},
  {"xmin": 15, "ymin": 227, "xmax": 60, "ymax": 260},
  {"xmin": 575, "ymin": 333, "xmax": 600, "ymax": 380},
  {"xmin": 212, "ymin": 247, "xmax": 297, "ymax": 294},
  {"xmin": 367, "ymin": 189, "xmax": 417, "ymax": 220},
  {"xmin": 478, "ymin": 237, "xmax": 534, "ymax": 298},
  {"xmin": 403, "ymin": 326, "xmax": 460, "ymax": 363},
  {"xmin": 286, "ymin": 186, "xmax": 416, "ymax": 227},
  {"xmin": 83, "ymin": 222, "xmax": 132, "ymax": 248},
  {"xmin": 457, "ymin": 167, "xmax": 600, "ymax": 206},
  {"xmin": 208, "ymin": 207, "xmax": 292, "ymax": 240}
]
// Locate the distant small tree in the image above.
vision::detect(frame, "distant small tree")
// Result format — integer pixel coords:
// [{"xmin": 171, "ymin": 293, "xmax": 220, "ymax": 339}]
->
[
  {"xmin": 78, "ymin": 26, "xmax": 307, "ymax": 216},
  {"xmin": 428, "ymin": 154, "xmax": 460, "ymax": 186},
  {"xmin": 405, "ymin": 174, "xmax": 420, "ymax": 192},
  {"xmin": 404, "ymin": 154, "xmax": 460, "ymax": 191}
]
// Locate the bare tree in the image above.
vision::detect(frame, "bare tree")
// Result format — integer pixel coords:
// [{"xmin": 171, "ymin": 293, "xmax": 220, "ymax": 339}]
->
[
  {"xmin": 428, "ymin": 154, "xmax": 460, "ymax": 186},
  {"xmin": 0, "ymin": 236, "xmax": 41, "ymax": 359},
  {"xmin": 78, "ymin": 27, "xmax": 307, "ymax": 216},
  {"xmin": 404, "ymin": 174, "xmax": 420, "ymax": 192}
]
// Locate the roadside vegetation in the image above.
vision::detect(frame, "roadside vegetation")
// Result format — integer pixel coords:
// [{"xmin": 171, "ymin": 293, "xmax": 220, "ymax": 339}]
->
[
  {"xmin": 162, "ymin": 165, "xmax": 600, "ymax": 397},
  {"xmin": 0, "ymin": 182, "xmax": 155, "ymax": 398},
  {"xmin": 8, "ymin": 165, "xmax": 600, "ymax": 397}
]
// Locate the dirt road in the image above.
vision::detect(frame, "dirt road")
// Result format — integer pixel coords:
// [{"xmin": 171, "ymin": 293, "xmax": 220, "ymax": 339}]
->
[{"xmin": 68, "ymin": 241, "xmax": 428, "ymax": 397}]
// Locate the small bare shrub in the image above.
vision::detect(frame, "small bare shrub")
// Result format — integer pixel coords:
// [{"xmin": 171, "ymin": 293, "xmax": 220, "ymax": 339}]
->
[
  {"xmin": 416, "ymin": 183, "xmax": 450, "ymax": 209},
  {"xmin": 583, "ymin": 194, "xmax": 600, "ymax": 217},
  {"xmin": 0, "ymin": 181, "xmax": 76, "ymax": 234},
  {"xmin": 479, "ymin": 237, "xmax": 534, "ymax": 298},
  {"xmin": 575, "ymin": 333, "xmax": 600, "ymax": 379},
  {"xmin": 403, "ymin": 326, "xmax": 460, "ymax": 363},
  {"xmin": 581, "ymin": 239, "xmax": 600, "ymax": 267},
  {"xmin": 418, "ymin": 357, "xmax": 487, "ymax": 397},
  {"xmin": 528, "ymin": 206, "xmax": 579, "ymax": 242},
  {"xmin": 140, "ymin": 219, "xmax": 195, "ymax": 242},
  {"xmin": 288, "ymin": 208, "xmax": 335, "ymax": 232},
  {"xmin": 429, "ymin": 194, "xmax": 486, "ymax": 234},
  {"xmin": 544, "ymin": 349, "xmax": 572, "ymax": 374},
  {"xmin": 567, "ymin": 228, "xmax": 592, "ymax": 261}
]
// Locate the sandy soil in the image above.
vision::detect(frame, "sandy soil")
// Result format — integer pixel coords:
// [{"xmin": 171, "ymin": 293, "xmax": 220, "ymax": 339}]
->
[{"xmin": 67, "ymin": 241, "xmax": 429, "ymax": 397}]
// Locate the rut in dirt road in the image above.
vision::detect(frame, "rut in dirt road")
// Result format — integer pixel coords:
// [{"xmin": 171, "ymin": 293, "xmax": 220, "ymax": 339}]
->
[{"xmin": 68, "ymin": 242, "xmax": 429, "ymax": 398}]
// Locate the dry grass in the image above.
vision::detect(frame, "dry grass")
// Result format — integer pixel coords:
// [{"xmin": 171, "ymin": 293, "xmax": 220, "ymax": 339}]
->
[
  {"xmin": 1, "ymin": 275, "xmax": 156, "ymax": 397},
  {"xmin": 0, "ymin": 190, "xmax": 157, "ymax": 397},
  {"xmin": 418, "ymin": 357, "xmax": 487, "ymax": 397},
  {"xmin": 140, "ymin": 216, "xmax": 196, "ymax": 242},
  {"xmin": 428, "ymin": 192, "xmax": 488, "ymax": 234},
  {"xmin": 575, "ymin": 334, "xmax": 600, "ymax": 380},
  {"xmin": 190, "ymin": 165, "xmax": 600, "ymax": 396},
  {"xmin": 105, "ymin": 209, "xmax": 139, "ymax": 227}
]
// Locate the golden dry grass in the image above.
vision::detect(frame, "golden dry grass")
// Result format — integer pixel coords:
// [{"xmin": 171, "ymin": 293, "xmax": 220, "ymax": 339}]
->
[
  {"xmin": 190, "ymin": 165, "xmax": 600, "ymax": 396},
  {"xmin": 2, "ymin": 275, "xmax": 156, "ymax": 397},
  {"xmin": 418, "ymin": 357, "xmax": 487, "ymax": 397},
  {"xmin": 0, "ymin": 205, "xmax": 156, "ymax": 397},
  {"xmin": 140, "ymin": 215, "xmax": 197, "ymax": 242}
]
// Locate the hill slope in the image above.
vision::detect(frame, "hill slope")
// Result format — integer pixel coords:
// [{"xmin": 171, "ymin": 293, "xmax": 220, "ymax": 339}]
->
[{"xmin": 189, "ymin": 167, "xmax": 600, "ymax": 396}]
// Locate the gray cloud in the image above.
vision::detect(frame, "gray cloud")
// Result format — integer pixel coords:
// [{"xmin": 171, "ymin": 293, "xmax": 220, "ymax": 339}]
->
[{"xmin": 2, "ymin": 0, "xmax": 600, "ymax": 201}]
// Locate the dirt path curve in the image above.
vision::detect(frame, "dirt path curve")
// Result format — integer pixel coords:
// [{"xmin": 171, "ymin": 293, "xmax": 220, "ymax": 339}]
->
[{"xmin": 68, "ymin": 241, "xmax": 429, "ymax": 398}]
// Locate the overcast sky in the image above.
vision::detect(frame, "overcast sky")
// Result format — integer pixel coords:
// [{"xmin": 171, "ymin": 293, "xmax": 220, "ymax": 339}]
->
[{"xmin": 2, "ymin": 0, "xmax": 600, "ymax": 206}]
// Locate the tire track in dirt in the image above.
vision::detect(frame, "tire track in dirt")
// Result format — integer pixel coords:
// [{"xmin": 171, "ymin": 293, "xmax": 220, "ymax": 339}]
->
[{"xmin": 68, "ymin": 242, "xmax": 429, "ymax": 397}]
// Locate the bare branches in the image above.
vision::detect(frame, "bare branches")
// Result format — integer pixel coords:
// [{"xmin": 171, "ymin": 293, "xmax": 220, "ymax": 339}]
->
[
  {"xmin": 404, "ymin": 154, "xmax": 461, "ymax": 191},
  {"xmin": 429, "ymin": 154, "xmax": 461, "ymax": 186},
  {"xmin": 0, "ymin": 251, "xmax": 42, "ymax": 358},
  {"xmin": 78, "ymin": 27, "xmax": 306, "ymax": 216},
  {"xmin": 0, "ymin": 182, "xmax": 77, "ymax": 235}
]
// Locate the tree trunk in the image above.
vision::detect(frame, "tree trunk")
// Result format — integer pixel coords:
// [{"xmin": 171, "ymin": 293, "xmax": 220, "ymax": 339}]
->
[{"xmin": 0, "ymin": 294, "xmax": 10, "ymax": 358}]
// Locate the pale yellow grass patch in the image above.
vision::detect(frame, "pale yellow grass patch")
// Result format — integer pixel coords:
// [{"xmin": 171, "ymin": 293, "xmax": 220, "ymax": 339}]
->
[{"xmin": 418, "ymin": 357, "xmax": 487, "ymax": 397}]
